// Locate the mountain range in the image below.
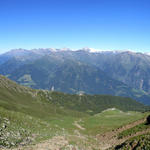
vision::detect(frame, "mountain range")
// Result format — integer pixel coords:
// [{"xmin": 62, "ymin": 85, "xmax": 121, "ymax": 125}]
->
[{"xmin": 0, "ymin": 48, "xmax": 150, "ymax": 105}]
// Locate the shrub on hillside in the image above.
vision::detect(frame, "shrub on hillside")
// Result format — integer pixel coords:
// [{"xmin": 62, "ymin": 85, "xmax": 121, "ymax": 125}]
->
[{"xmin": 146, "ymin": 115, "xmax": 150, "ymax": 124}]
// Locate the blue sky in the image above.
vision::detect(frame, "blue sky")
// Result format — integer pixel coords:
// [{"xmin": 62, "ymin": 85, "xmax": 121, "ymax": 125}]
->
[{"xmin": 0, "ymin": 0, "xmax": 150, "ymax": 53}]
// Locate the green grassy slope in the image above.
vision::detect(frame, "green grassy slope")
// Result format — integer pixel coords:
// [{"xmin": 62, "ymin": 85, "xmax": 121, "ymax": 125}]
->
[
  {"xmin": 45, "ymin": 91, "xmax": 148, "ymax": 114},
  {"xmin": 0, "ymin": 75, "xmax": 149, "ymax": 149},
  {"xmin": 81, "ymin": 109, "xmax": 145, "ymax": 135},
  {"xmin": 0, "ymin": 75, "xmax": 148, "ymax": 117},
  {"xmin": 0, "ymin": 75, "xmax": 88, "ymax": 148},
  {"xmin": 107, "ymin": 112, "xmax": 150, "ymax": 150}
]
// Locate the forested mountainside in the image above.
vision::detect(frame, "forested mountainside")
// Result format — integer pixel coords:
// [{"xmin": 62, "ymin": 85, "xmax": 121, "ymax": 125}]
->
[{"xmin": 0, "ymin": 48, "xmax": 150, "ymax": 105}]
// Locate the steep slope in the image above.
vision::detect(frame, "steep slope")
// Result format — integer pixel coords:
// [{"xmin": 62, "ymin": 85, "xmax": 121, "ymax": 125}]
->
[
  {"xmin": 94, "ymin": 51, "xmax": 150, "ymax": 94},
  {"xmin": 0, "ymin": 58, "xmax": 27, "ymax": 75},
  {"xmin": 93, "ymin": 115, "xmax": 150, "ymax": 150},
  {"xmin": 40, "ymin": 49, "xmax": 150, "ymax": 94},
  {"xmin": 0, "ymin": 49, "xmax": 32, "ymax": 65},
  {"xmin": 109, "ymin": 119, "xmax": 150, "ymax": 150},
  {"xmin": 113, "ymin": 133, "xmax": 150, "ymax": 150},
  {"xmin": 0, "ymin": 75, "xmax": 88, "ymax": 148},
  {"xmin": 0, "ymin": 75, "xmax": 148, "ymax": 114},
  {"xmin": 0, "ymin": 75, "xmax": 85, "ymax": 119},
  {"xmin": 52, "ymin": 49, "xmax": 150, "ymax": 94},
  {"xmin": 0, "ymin": 48, "xmax": 51, "ymax": 68}
]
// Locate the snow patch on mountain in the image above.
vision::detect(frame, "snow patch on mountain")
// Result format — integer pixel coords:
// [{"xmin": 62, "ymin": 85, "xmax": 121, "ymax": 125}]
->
[{"xmin": 1, "ymin": 47, "xmax": 149, "ymax": 56}]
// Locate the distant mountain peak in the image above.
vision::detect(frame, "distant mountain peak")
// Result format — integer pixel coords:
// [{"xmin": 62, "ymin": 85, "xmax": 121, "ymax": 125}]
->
[
  {"xmin": 78, "ymin": 47, "xmax": 140, "ymax": 54},
  {"xmin": 1, "ymin": 48, "xmax": 149, "ymax": 56}
]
